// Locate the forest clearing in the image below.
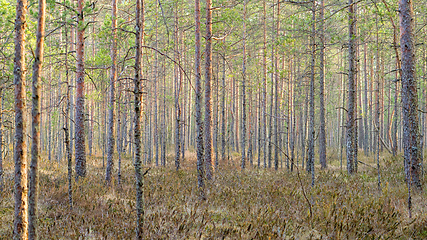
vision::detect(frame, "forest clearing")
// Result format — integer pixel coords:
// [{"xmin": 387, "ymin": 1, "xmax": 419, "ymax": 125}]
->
[{"xmin": 0, "ymin": 150, "xmax": 426, "ymax": 239}]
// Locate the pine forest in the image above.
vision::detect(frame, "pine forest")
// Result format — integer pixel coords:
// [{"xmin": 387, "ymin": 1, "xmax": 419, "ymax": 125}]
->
[{"xmin": 0, "ymin": 0, "xmax": 427, "ymax": 238}]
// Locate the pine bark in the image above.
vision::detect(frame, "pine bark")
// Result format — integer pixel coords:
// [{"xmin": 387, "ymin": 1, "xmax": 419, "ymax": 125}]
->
[
  {"xmin": 195, "ymin": 0, "xmax": 205, "ymax": 199},
  {"xmin": 75, "ymin": 0, "xmax": 86, "ymax": 179},
  {"xmin": 29, "ymin": 0, "xmax": 45, "ymax": 237},
  {"xmin": 134, "ymin": 0, "xmax": 144, "ymax": 237},
  {"xmin": 399, "ymin": 0, "xmax": 421, "ymax": 188},
  {"xmin": 13, "ymin": 0, "xmax": 29, "ymax": 236},
  {"xmin": 318, "ymin": 0, "xmax": 327, "ymax": 169},
  {"xmin": 106, "ymin": 0, "xmax": 118, "ymax": 184},
  {"xmin": 204, "ymin": 0, "xmax": 213, "ymax": 177},
  {"xmin": 241, "ymin": 0, "xmax": 247, "ymax": 170},
  {"xmin": 308, "ymin": 0, "xmax": 316, "ymax": 185},
  {"xmin": 346, "ymin": 0, "xmax": 356, "ymax": 174}
]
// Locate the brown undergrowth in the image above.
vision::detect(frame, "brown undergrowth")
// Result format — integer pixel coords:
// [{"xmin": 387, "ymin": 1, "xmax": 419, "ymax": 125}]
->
[{"xmin": 0, "ymin": 150, "xmax": 426, "ymax": 239}]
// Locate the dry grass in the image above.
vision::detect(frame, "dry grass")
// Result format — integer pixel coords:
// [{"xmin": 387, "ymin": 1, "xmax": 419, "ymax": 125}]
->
[{"xmin": 0, "ymin": 150, "xmax": 426, "ymax": 239}]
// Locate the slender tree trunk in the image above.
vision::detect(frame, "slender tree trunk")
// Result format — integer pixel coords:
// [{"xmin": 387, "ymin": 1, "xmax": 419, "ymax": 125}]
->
[
  {"xmin": 204, "ymin": 0, "xmax": 213, "ymax": 177},
  {"xmin": 308, "ymin": 0, "xmax": 316, "ymax": 186},
  {"xmin": 319, "ymin": 0, "xmax": 327, "ymax": 169},
  {"xmin": 399, "ymin": 0, "xmax": 421, "ymax": 188},
  {"xmin": 64, "ymin": 14, "xmax": 73, "ymax": 209},
  {"xmin": 29, "ymin": 0, "xmax": 45, "ymax": 237},
  {"xmin": 13, "ymin": 0, "xmax": 29, "ymax": 236},
  {"xmin": 174, "ymin": 6, "xmax": 181, "ymax": 171},
  {"xmin": 75, "ymin": 0, "xmax": 86, "ymax": 179},
  {"xmin": 134, "ymin": 0, "xmax": 144, "ymax": 237},
  {"xmin": 274, "ymin": 1, "xmax": 279, "ymax": 171},
  {"xmin": 346, "ymin": 0, "xmax": 356, "ymax": 174},
  {"xmin": 221, "ymin": 54, "xmax": 226, "ymax": 164},
  {"xmin": 268, "ymin": 3, "xmax": 275, "ymax": 169},
  {"xmin": 154, "ymin": 0, "xmax": 159, "ymax": 167},
  {"xmin": 105, "ymin": 0, "xmax": 118, "ymax": 184},
  {"xmin": 195, "ymin": 0, "xmax": 205, "ymax": 199},
  {"xmin": 262, "ymin": 0, "xmax": 267, "ymax": 168},
  {"xmin": 241, "ymin": 0, "xmax": 247, "ymax": 170},
  {"xmin": 363, "ymin": 43, "xmax": 369, "ymax": 156}
]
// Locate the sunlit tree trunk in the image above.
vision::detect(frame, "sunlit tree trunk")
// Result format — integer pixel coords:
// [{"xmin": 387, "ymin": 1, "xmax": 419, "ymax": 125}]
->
[{"xmin": 13, "ymin": 0, "xmax": 29, "ymax": 236}]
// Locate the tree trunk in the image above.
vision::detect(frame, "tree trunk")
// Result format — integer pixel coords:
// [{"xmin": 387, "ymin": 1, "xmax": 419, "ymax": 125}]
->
[
  {"xmin": 308, "ymin": 0, "xmax": 316, "ymax": 186},
  {"xmin": 134, "ymin": 0, "xmax": 144, "ymax": 237},
  {"xmin": 154, "ymin": 0, "xmax": 159, "ymax": 167},
  {"xmin": 195, "ymin": 0, "xmax": 205, "ymax": 199},
  {"xmin": 105, "ymin": 0, "xmax": 118, "ymax": 184},
  {"xmin": 29, "ymin": 0, "xmax": 45, "ymax": 237},
  {"xmin": 174, "ymin": 6, "xmax": 181, "ymax": 171},
  {"xmin": 319, "ymin": 0, "xmax": 327, "ymax": 169},
  {"xmin": 399, "ymin": 0, "xmax": 421, "ymax": 188},
  {"xmin": 75, "ymin": 0, "xmax": 86, "ymax": 179},
  {"xmin": 241, "ymin": 0, "xmax": 247, "ymax": 170},
  {"xmin": 13, "ymin": 0, "xmax": 29, "ymax": 236},
  {"xmin": 64, "ymin": 13, "xmax": 73, "ymax": 210},
  {"xmin": 204, "ymin": 0, "xmax": 213, "ymax": 177},
  {"xmin": 346, "ymin": 0, "xmax": 356, "ymax": 174}
]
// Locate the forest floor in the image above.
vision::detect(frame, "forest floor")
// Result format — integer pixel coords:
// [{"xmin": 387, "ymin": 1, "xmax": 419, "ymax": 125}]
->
[{"xmin": 0, "ymin": 150, "xmax": 427, "ymax": 239}]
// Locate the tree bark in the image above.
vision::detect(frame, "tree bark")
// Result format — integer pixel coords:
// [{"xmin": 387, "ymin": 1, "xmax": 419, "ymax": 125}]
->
[
  {"xmin": 308, "ymin": 0, "xmax": 316, "ymax": 186},
  {"xmin": 13, "ymin": 0, "xmax": 29, "ymax": 236},
  {"xmin": 241, "ymin": 0, "xmax": 247, "ymax": 170},
  {"xmin": 204, "ymin": 0, "xmax": 213, "ymax": 177},
  {"xmin": 195, "ymin": 0, "xmax": 205, "ymax": 199},
  {"xmin": 134, "ymin": 0, "xmax": 144, "ymax": 237},
  {"xmin": 318, "ymin": 0, "xmax": 327, "ymax": 169},
  {"xmin": 29, "ymin": 0, "xmax": 45, "ymax": 237},
  {"xmin": 346, "ymin": 0, "xmax": 356, "ymax": 175},
  {"xmin": 399, "ymin": 0, "xmax": 421, "ymax": 188},
  {"xmin": 105, "ymin": 0, "xmax": 118, "ymax": 184},
  {"xmin": 75, "ymin": 0, "xmax": 86, "ymax": 179}
]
